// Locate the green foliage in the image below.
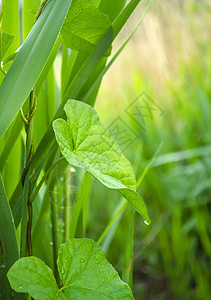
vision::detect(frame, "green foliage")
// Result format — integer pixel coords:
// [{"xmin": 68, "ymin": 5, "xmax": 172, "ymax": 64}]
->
[
  {"xmin": 0, "ymin": 0, "xmax": 148, "ymax": 299},
  {"xmin": 7, "ymin": 256, "xmax": 58, "ymax": 300},
  {"xmin": 53, "ymin": 100, "xmax": 150, "ymax": 223},
  {"xmin": 0, "ymin": 175, "xmax": 21, "ymax": 300},
  {"xmin": 0, "ymin": 31, "xmax": 14, "ymax": 62},
  {"xmin": 8, "ymin": 239, "xmax": 134, "ymax": 299},
  {"xmin": 0, "ymin": 0, "xmax": 72, "ymax": 139},
  {"xmin": 61, "ymin": 0, "xmax": 112, "ymax": 55}
]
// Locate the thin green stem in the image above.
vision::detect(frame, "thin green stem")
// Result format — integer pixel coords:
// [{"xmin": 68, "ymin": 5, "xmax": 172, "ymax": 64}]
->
[
  {"xmin": 34, "ymin": 0, "xmax": 49, "ymax": 23},
  {"xmin": 64, "ymin": 167, "xmax": 71, "ymax": 241},
  {"xmin": 136, "ymin": 142, "xmax": 164, "ymax": 188},
  {"xmin": 0, "ymin": 67, "xmax": 6, "ymax": 76},
  {"xmin": 50, "ymin": 184, "xmax": 60, "ymax": 285},
  {"xmin": 20, "ymin": 89, "xmax": 35, "ymax": 257},
  {"xmin": 97, "ymin": 200, "xmax": 128, "ymax": 244},
  {"xmin": 29, "ymin": 157, "xmax": 65, "ymax": 204}
]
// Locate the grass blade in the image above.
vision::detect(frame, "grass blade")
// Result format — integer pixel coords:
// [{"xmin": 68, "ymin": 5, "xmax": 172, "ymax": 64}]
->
[
  {"xmin": 0, "ymin": 175, "xmax": 24, "ymax": 299},
  {"xmin": 0, "ymin": 0, "xmax": 72, "ymax": 139}
]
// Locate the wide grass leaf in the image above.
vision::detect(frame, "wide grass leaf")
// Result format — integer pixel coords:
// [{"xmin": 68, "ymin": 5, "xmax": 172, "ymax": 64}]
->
[
  {"xmin": 61, "ymin": 0, "xmax": 111, "ymax": 55},
  {"xmin": 53, "ymin": 100, "xmax": 150, "ymax": 224},
  {"xmin": 7, "ymin": 256, "xmax": 58, "ymax": 300},
  {"xmin": 0, "ymin": 0, "xmax": 72, "ymax": 139},
  {"xmin": 56, "ymin": 239, "xmax": 134, "ymax": 299},
  {"xmin": 0, "ymin": 175, "xmax": 23, "ymax": 299}
]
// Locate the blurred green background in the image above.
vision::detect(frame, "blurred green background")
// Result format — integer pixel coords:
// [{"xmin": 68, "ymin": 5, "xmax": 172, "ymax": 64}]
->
[{"xmin": 87, "ymin": 0, "xmax": 211, "ymax": 299}]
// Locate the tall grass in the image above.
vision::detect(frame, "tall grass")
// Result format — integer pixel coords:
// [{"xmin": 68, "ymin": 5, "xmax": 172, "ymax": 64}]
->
[{"xmin": 92, "ymin": 1, "xmax": 211, "ymax": 299}]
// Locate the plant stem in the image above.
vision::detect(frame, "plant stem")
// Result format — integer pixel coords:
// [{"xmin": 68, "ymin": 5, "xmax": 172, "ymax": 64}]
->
[
  {"xmin": 97, "ymin": 200, "xmax": 128, "ymax": 244},
  {"xmin": 34, "ymin": 0, "xmax": 48, "ymax": 23},
  {"xmin": 0, "ymin": 67, "xmax": 6, "ymax": 76},
  {"xmin": 29, "ymin": 157, "xmax": 65, "ymax": 204},
  {"xmin": 50, "ymin": 184, "xmax": 59, "ymax": 285},
  {"xmin": 20, "ymin": 89, "xmax": 35, "ymax": 257},
  {"xmin": 64, "ymin": 167, "xmax": 71, "ymax": 241}
]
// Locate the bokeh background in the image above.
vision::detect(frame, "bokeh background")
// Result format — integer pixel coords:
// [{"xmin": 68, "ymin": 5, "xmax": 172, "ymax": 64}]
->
[{"xmin": 87, "ymin": 0, "xmax": 211, "ymax": 299}]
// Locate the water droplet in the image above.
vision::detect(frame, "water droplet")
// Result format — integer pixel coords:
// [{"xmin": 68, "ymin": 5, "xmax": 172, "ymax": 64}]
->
[
  {"xmin": 71, "ymin": 167, "xmax": 76, "ymax": 173},
  {"xmin": 50, "ymin": 242, "xmax": 53, "ymax": 246},
  {"xmin": 99, "ymin": 269, "xmax": 103, "ymax": 273},
  {"xmin": 61, "ymin": 206, "xmax": 65, "ymax": 210},
  {"xmin": 19, "ymin": 286, "xmax": 22, "ymax": 289},
  {"xmin": 61, "ymin": 267, "xmax": 65, "ymax": 274},
  {"xmin": 144, "ymin": 220, "xmax": 149, "ymax": 226},
  {"xmin": 80, "ymin": 259, "xmax": 84, "ymax": 263}
]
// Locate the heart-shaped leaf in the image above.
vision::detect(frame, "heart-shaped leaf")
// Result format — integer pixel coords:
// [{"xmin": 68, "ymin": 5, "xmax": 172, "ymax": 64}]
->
[
  {"xmin": 61, "ymin": 0, "xmax": 112, "ymax": 56},
  {"xmin": 53, "ymin": 100, "xmax": 150, "ymax": 224},
  {"xmin": 7, "ymin": 239, "xmax": 134, "ymax": 299}
]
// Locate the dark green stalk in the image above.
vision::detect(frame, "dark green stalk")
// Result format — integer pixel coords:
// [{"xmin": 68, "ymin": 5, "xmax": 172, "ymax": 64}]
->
[
  {"xmin": 20, "ymin": 89, "xmax": 36, "ymax": 257},
  {"xmin": 29, "ymin": 157, "xmax": 65, "ymax": 204},
  {"xmin": 64, "ymin": 167, "xmax": 71, "ymax": 241},
  {"xmin": 50, "ymin": 184, "xmax": 60, "ymax": 285},
  {"xmin": 34, "ymin": 0, "xmax": 49, "ymax": 23}
]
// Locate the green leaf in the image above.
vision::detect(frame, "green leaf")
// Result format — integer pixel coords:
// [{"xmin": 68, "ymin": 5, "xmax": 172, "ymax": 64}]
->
[
  {"xmin": 0, "ymin": 0, "xmax": 73, "ymax": 139},
  {"xmin": 53, "ymin": 100, "xmax": 150, "ymax": 224},
  {"xmin": 8, "ymin": 239, "xmax": 134, "ymax": 299},
  {"xmin": 57, "ymin": 239, "xmax": 134, "ymax": 299},
  {"xmin": 7, "ymin": 256, "xmax": 58, "ymax": 300},
  {"xmin": 61, "ymin": 0, "xmax": 111, "ymax": 56},
  {"xmin": 0, "ymin": 31, "xmax": 14, "ymax": 61}
]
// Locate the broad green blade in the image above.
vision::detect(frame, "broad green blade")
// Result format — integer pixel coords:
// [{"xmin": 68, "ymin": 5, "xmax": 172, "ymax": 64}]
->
[
  {"xmin": 53, "ymin": 100, "xmax": 150, "ymax": 223},
  {"xmin": 0, "ymin": 174, "xmax": 23, "ymax": 300},
  {"xmin": 0, "ymin": 0, "xmax": 72, "ymax": 139}
]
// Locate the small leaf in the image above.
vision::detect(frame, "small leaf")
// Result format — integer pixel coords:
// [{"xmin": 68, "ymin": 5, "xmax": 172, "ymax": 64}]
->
[
  {"xmin": 0, "ymin": 31, "xmax": 14, "ymax": 61},
  {"xmin": 57, "ymin": 239, "xmax": 134, "ymax": 299},
  {"xmin": 7, "ymin": 256, "xmax": 58, "ymax": 300},
  {"xmin": 53, "ymin": 100, "xmax": 150, "ymax": 224},
  {"xmin": 61, "ymin": 0, "xmax": 112, "ymax": 56}
]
